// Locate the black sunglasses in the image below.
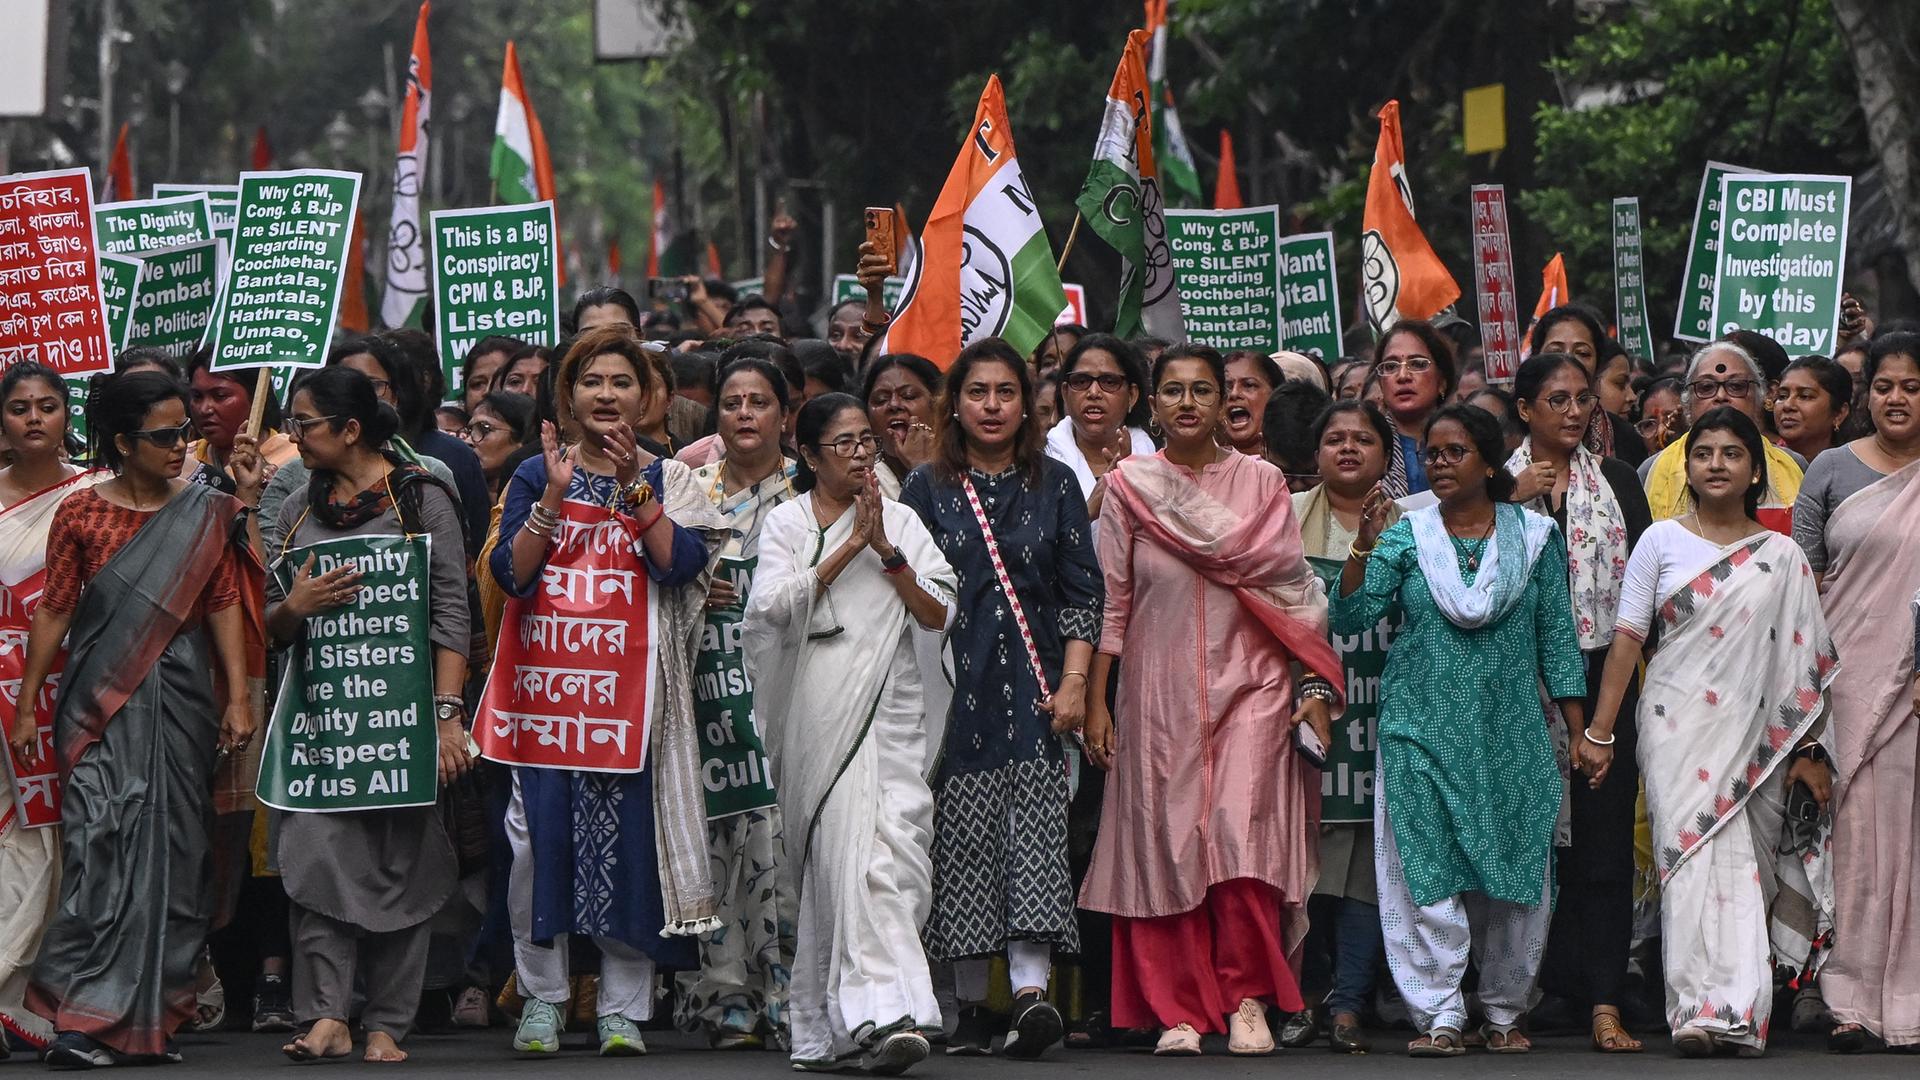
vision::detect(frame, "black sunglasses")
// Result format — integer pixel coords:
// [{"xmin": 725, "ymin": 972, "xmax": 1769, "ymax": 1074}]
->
[{"xmin": 123, "ymin": 420, "xmax": 195, "ymax": 450}]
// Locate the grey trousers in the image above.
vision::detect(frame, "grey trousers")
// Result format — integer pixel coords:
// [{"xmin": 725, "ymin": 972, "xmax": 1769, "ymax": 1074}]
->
[{"xmin": 292, "ymin": 905, "xmax": 432, "ymax": 1040}]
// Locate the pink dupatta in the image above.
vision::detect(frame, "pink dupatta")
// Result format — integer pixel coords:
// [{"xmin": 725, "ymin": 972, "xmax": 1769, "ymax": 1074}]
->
[{"xmin": 1103, "ymin": 454, "xmax": 1343, "ymax": 706}]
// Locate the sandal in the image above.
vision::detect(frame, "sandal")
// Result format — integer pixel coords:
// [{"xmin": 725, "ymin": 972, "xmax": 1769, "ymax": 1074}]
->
[
  {"xmin": 1063, "ymin": 1011, "xmax": 1109, "ymax": 1050},
  {"xmin": 1674, "ymin": 1025, "xmax": 1715, "ymax": 1057},
  {"xmin": 189, "ymin": 974, "xmax": 226, "ymax": 1032},
  {"xmin": 1829, "ymin": 1022, "xmax": 1882, "ymax": 1054},
  {"xmin": 1482, "ymin": 1023, "xmax": 1531, "ymax": 1054},
  {"xmin": 1408, "ymin": 1028, "xmax": 1465, "ymax": 1057},
  {"xmin": 1591, "ymin": 1008, "xmax": 1643, "ymax": 1053}
]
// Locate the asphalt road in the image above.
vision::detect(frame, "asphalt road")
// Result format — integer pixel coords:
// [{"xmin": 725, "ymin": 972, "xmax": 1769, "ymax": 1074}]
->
[{"xmin": 10, "ymin": 1028, "xmax": 1910, "ymax": 1078}]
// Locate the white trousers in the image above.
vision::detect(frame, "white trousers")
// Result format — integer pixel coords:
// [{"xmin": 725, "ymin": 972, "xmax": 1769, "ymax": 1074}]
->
[
  {"xmin": 1376, "ymin": 777, "xmax": 1551, "ymax": 1033},
  {"xmin": 506, "ymin": 774, "xmax": 656, "ymax": 1021}
]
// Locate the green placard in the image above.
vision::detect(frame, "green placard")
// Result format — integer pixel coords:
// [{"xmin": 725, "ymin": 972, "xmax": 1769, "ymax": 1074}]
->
[
  {"xmin": 1167, "ymin": 206, "xmax": 1283, "ymax": 353},
  {"xmin": 830, "ymin": 273, "xmax": 906, "ymax": 310},
  {"xmin": 65, "ymin": 380, "xmax": 91, "ymax": 444},
  {"xmin": 258, "ymin": 534, "xmax": 438, "ymax": 812},
  {"xmin": 126, "ymin": 240, "xmax": 222, "ymax": 358},
  {"xmin": 1306, "ymin": 557, "xmax": 1397, "ymax": 822},
  {"xmin": 1674, "ymin": 161, "xmax": 1758, "ymax": 343},
  {"xmin": 208, "ymin": 169, "xmax": 361, "ymax": 372},
  {"xmin": 693, "ymin": 555, "xmax": 777, "ymax": 819},
  {"xmin": 153, "ymin": 183, "xmax": 239, "ymax": 248},
  {"xmin": 1278, "ymin": 231, "xmax": 1343, "ymax": 363},
  {"xmin": 97, "ymin": 252, "xmax": 143, "ymax": 351},
  {"xmin": 430, "ymin": 202, "xmax": 560, "ymax": 401},
  {"xmin": 1611, "ymin": 197, "xmax": 1658, "ymax": 363},
  {"xmin": 1709, "ymin": 173, "xmax": 1850, "ymax": 354},
  {"xmin": 729, "ymin": 276, "xmax": 766, "ymax": 297},
  {"xmin": 94, "ymin": 194, "xmax": 213, "ymax": 256}
]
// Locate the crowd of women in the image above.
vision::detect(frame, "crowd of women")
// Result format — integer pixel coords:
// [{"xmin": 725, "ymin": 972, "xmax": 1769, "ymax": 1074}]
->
[{"xmin": 0, "ymin": 269, "xmax": 1914, "ymax": 1073}]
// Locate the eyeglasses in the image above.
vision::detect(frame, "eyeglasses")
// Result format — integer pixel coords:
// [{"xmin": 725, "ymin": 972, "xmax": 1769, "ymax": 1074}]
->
[
  {"xmin": 1375, "ymin": 357, "xmax": 1435, "ymax": 377},
  {"xmin": 822, "ymin": 433, "xmax": 880, "ymax": 457},
  {"xmin": 364, "ymin": 377, "xmax": 393, "ymax": 397},
  {"xmin": 123, "ymin": 420, "xmax": 196, "ymax": 449},
  {"xmin": 1064, "ymin": 372, "xmax": 1129, "ymax": 394},
  {"xmin": 1536, "ymin": 391, "xmax": 1599, "ymax": 415},
  {"xmin": 462, "ymin": 420, "xmax": 505, "ymax": 443},
  {"xmin": 1687, "ymin": 378, "xmax": 1756, "ymax": 400},
  {"xmin": 286, "ymin": 414, "xmax": 342, "ymax": 439},
  {"xmin": 1422, "ymin": 444, "xmax": 1472, "ymax": 466},
  {"xmin": 1154, "ymin": 382, "xmax": 1219, "ymax": 405}
]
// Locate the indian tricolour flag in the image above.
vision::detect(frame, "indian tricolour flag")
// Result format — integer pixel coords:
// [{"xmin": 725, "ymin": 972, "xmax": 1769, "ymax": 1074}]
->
[
  {"xmin": 885, "ymin": 76, "xmax": 1066, "ymax": 367},
  {"xmin": 379, "ymin": 1, "xmax": 431, "ymax": 329},
  {"xmin": 490, "ymin": 40, "xmax": 565, "ymax": 283},
  {"xmin": 1145, "ymin": 0, "xmax": 1201, "ymax": 207},
  {"xmin": 1076, "ymin": 29, "xmax": 1185, "ymax": 342}
]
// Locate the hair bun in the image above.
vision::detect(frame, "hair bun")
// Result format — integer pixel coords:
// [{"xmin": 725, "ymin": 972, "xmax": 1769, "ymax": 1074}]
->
[{"xmin": 367, "ymin": 400, "xmax": 403, "ymax": 446}]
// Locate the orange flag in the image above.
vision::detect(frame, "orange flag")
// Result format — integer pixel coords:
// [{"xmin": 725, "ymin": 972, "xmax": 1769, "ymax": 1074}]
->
[
  {"xmin": 1213, "ymin": 129, "xmax": 1243, "ymax": 210},
  {"xmin": 104, "ymin": 123, "xmax": 133, "ymax": 201},
  {"xmin": 608, "ymin": 237, "xmax": 622, "ymax": 280},
  {"xmin": 1360, "ymin": 99, "xmax": 1458, "ymax": 332},
  {"xmin": 251, "ymin": 126, "xmax": 275, "ymax": 171},
  {"xmin": 706, "ymin": 240, "xmax": 724, "ymax": 279},
  {"xmin": 1532, "ymin": 252, "xmax": 1569, "ymax": 321},
  {"xmin": 339, "ymin": 208, "xmax": 370, "ymax": 332}
]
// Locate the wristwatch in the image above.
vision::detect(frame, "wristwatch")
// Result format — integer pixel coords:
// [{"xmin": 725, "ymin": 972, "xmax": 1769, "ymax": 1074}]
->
[
  {"xmin": 435, "ymin": 695, "xmax": 465, "ymax": 723},
  {"xmin": 622, "ymin": 478, "xmax": 655, "ymax": 510},
  {"xmin": 881, "ymin": 549, "xmax": 909, "ymax": 573}
]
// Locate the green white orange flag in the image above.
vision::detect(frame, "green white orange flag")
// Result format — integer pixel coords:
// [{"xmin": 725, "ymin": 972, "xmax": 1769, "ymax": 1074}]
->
[
  {"xmin": 379, "ymin": 1, "xmax": 431, "ymax": 329},
  {"xmin": 1077, "ymin": 28, "xmax": 1185, "ymax": 341},
  {"xmin": 1145, "ymin": 0, "xmax": 1201, "ymax": 208},
  {"xmin": 490, "ymin": 41, "xmax": 565, "ymax": 283},
  {"xmin": 1360, "ymin": 99, "xmax": 1458, "ymax": 332},
  {"xmin": 885, "ymin": 76, "xmax": 1067, "ymax": 366},
  {"xmin": 1532, "ymin": 251, "xmax": 1569, "ymax": 321}
]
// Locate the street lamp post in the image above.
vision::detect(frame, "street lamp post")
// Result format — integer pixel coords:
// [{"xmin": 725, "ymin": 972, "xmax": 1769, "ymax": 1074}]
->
[{"xmin": 164, "ymin": 61, "xmax": 189, "ymax": 181}]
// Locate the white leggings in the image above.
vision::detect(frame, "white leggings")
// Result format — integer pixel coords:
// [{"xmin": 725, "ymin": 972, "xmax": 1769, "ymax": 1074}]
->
[
  {"xmin": 506, "ymin": 774, "xmax": 657, "ymax": 1021},
  {"xmin": 953, "ymin": 941, "xmax": 1051, "ymax": 1003}
]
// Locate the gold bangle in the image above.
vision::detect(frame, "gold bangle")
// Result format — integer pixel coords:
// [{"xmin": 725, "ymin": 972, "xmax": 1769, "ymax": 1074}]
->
[{"xmin": 1348, "ymin": 540, "xmax": 1375, "ymax": 559}]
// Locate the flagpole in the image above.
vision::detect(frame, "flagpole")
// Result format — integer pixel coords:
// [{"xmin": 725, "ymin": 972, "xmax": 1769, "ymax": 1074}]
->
[{"xmin": 1056, "ymin": 212, "xmax": 1083, "ymax": 274}]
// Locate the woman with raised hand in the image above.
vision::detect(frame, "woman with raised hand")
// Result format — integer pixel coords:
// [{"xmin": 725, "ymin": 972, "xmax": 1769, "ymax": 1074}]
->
[
  {"xmin": 744, "ymin": 393, "xmax": 957, "ymax": 1075},
  {"xmin": 1043, "ymin": 333, "xmax": 1156, "ymax": 525},
  {"xmin": 0, "ymin": 363, "xmax": 103, "ymax": 1057},
  {"xmin": 1332, "ymin": 403, "xmax": 1584, "ymax": 1057},
  {"xmin": 1507, "ymin": 352, "xmax": 1653, "ymax": 1054},
  {"xmin": 1285, "ymin": 399, "xmax": 1403, "ymax": 1054},
  {"xmin": 1370, "ymin": 320, "xmax": 1457, "ymax": 493},
  {"xmin": 1797, "ymin": 331, "xmax": 1920, "ymax": 1053},
  {"xmin": 1079, "ymin": 344, "xmax": 1339, "ymax": 1057},
  {"xmin": 676, "ymin": 358, "xmax": 801, "ymax": 1050},
  {"xmin": 1590, "ymin": 407, "xmax": 1837, "ymax": 1057},
  {"xmin": 863, "ymin": 354, "xmax": 943, "ymax": 500},
  {"xmin": 267, "ymin": 366, "xmax": 473, "ymax": 1064},
  {"xmin": 485, "ymin": 325, "xmax": 725, "ymax": 1058},
  {"xmin": 9, "ymin": 371, "xmax": 265, "ymax": 1068},
  {"xmin": 900, "ymin": 338, "xmax": 1103, "ymax": 1060}
]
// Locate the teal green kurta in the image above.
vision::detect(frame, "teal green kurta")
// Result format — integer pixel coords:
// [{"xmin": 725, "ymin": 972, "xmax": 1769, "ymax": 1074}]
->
[{"xmin": 1329, "ymin": 517, "xmax": 1584, "ymax": 907}]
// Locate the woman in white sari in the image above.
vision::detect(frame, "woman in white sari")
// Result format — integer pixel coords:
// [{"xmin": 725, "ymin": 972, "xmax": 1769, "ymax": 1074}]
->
[
  {"xmin": 1590, "ymin": 408, "xmax": 1837, "ymax": 1057},
  {"xmin": 0, "ymin": 363, "xmax": 102, "ymax": 1054},
  {"xmin": 745, "ymin": 393, "xmax": 956, "ymax": 1076}
]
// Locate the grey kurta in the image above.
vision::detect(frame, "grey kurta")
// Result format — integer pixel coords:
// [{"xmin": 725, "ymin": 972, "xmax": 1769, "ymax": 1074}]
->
[{"xmin": 269, "ymin": 476, "xmax": 467, "ymax": 931}]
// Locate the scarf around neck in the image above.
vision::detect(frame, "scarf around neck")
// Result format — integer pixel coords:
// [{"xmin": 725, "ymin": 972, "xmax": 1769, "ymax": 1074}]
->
[
  {"xmin": 1506, "ymin": 439, "xmax": 1627, "ymax": 649},
  {"xmin": 1409, "ymin": 501, "xmax": 1554, "ymax": 629}
]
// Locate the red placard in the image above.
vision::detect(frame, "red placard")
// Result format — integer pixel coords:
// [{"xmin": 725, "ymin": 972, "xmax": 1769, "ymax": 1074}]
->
[
  {"xmin": 476, "ymin": 500, "xmax": 655, "ymax": 772},
  {"xmin": 0, "ymin": 168, "xmax": 113, "ymax": 376},
  {"xmin": 1470, "ymin": 184, "xmax": 1521, "ymax": 384},
  {"xmin": 0, "ymin": 572, "xmax": 63, "ymax": 829}
]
